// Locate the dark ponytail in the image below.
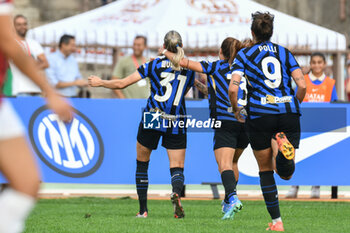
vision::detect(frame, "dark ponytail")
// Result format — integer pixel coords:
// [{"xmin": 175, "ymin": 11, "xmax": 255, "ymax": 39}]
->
[{"xmin": 251, "ymin": 11, "xmax": 274, "ymax": 43}]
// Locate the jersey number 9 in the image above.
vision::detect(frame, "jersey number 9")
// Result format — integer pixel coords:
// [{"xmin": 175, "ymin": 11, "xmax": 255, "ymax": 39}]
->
[{"xmin": 262, "ymin": 56, "xmax": 282, "ymax": 89}]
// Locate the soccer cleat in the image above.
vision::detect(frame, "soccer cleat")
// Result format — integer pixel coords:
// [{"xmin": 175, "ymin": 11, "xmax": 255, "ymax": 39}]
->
[
  {"xmin": 221, "ymin": 195, "xmax": 243, "ymax": 220},
  {"xmin": 266, "ymin": 222, "xmax": 284, "ymax": 231},
  {"xmin": 136, "ymin": 211, "xmax": 148, "ymax": 218},
  {"xmin": 276, "ymin": 132, "xmax": 295, "ymax": 160},
  {"xmin": 221, "ymin": 200, "xmax": 230, "ymax": 214},
  {"xmin": 171, "ymin": 192, "xmax": 185, "ymax": 218}
]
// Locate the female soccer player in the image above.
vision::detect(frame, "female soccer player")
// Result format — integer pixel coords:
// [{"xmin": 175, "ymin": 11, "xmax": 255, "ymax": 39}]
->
[
  {"xmin": 0, "ymin": 2, "xmax": 72, "ymax": 232},
  {"xmin": 162, "ymin": 37, "xmax": 252, "ymax": 220},
  {"xmin": 229, "ymin": 12, "xmax": 306, "ymax": 231},
  {"xmin": 89, "ymin": 31, "xmax": 194, "ymax": 219}
]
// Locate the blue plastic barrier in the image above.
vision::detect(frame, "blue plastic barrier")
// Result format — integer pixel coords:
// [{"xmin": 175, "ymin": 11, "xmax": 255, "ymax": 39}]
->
[{"xmin": 1, "ymin": 97, "xmax": 349, "ymax": 185}]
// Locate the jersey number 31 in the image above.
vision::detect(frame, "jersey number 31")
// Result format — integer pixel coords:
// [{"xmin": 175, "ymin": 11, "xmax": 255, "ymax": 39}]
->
[{"xmin": 154, "ymin": 72, "xmax": 187, "ymax": 106}]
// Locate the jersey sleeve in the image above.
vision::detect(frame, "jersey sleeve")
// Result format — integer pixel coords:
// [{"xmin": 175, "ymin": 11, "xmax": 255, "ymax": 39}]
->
[
  {"xmin": 231, "ymin": 50, "xmax": 246, "ymax": 77},
  {"xmin": 200, "ymin": 60, "xmax": 215, "ymax": 75},
  {"xmin": 287, "ymin": 50, "xmax": 300, "ymax": 73},
  {"xmin": 137, "ymin": 60, "xmax": 153, "ymax": 79}
]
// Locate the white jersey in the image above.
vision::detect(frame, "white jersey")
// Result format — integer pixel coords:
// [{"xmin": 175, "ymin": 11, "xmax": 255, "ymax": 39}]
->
[{"xmin": 9, "ymin": 38, "xmax": 45, "ymax": 95}]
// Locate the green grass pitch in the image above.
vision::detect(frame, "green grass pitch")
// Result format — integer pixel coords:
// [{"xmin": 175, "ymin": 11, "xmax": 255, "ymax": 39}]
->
[{"xmin": 24, "ymin": 198, "xmax": 350, "ymax": 233}]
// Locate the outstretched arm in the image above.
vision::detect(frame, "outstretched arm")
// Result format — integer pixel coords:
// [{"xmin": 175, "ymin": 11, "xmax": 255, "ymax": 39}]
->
[
  {"xmin": 291, "ymin": 68, "xmax": 306, "ymax": 103},
  {"xmin": 162, "ymin": 50, "xmax": 203, "ymax": 73},
  {"xmin": 88, "ymin": 71, "xmax": 142, "ymax": 89}
]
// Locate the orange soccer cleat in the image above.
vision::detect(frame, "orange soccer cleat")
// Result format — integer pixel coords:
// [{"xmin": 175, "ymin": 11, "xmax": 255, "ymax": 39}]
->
[
  {"xmin": 266, "ymin": 221, "xmax": 285, "ymax": 231},
  {"xmin": 276, "ymin": 132, "xmax": 295, "ymax": 160}
]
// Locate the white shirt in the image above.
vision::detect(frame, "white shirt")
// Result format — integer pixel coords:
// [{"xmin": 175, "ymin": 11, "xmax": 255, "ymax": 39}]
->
[
  {"xmin": 309, "ymin": 72, "xmax": 326, "ymax": 82},
  {"xmin": 9, "ymin": 38, "xmax": 45, "ymax": 95}
]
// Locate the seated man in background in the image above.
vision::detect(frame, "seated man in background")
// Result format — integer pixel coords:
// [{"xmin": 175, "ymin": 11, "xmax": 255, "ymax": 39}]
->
[
  {"xmin": 112, "ymin": 35, "xmax": 150, "ymax": 99},
  {"xmin": 46, "ymin": 34, "xmax": 87, "ymax": 97},
  {"xmin": 287, "ymin": 52, "xmax": 337, "ymax": 199},
  {"xmin": 9, "ymin": 14, "xmax": 49, "ymax": 96}
]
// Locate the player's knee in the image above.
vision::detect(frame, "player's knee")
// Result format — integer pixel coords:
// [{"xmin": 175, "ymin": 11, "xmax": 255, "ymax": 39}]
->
[{"xmin": 136, "ymin": 143, "xmax": 151, "ymax": 161}]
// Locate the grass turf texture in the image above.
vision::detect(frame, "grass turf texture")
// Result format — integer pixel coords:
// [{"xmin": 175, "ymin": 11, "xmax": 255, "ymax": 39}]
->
[{"xmin": 24, "ymin": 198, "xmax": 350, "ymax": 233}]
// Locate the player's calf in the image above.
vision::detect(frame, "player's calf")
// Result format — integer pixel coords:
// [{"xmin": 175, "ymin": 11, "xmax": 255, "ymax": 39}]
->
[{"xmin": 136, "ymin": 160, "xmax": 150, "ymax": 215}]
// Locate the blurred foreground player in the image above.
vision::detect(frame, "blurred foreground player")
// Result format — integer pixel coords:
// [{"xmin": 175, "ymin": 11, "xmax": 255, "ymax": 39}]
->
[
  {"xmin": 229, "ymin": 12, "xmax": 306, "ymax": 231},
  {"xmin": 89, "ymin": 31, "xmax": 194, "ymax": 219},
  {"xmin": 0, "ymin": 1, "xmax": 72, "ymax": 233}
]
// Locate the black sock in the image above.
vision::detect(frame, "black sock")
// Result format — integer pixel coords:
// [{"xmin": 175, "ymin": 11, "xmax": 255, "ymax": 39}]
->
[
  {"xmin": 221, "ymin": 170, "xmax": 237, "ymax": 203},
  {"xmin": 170, "ymin": 167, "xmax": 184, "ymax": 195},
  {"xmin": 276, "ymin": 151, "xmax": 295, "ymax": 178},
  {"xmin": 136, "ymin": 160, "xmax": 149, "ymax": 214},
  {"xmin": 259, "ymin": 171, "xmax": 280, "ymax": 220}
]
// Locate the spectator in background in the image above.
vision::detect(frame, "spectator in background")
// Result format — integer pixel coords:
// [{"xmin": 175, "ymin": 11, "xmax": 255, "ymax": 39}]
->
[
  {"xmin": 46, "ymin": 34, "xmax": 88, "ymax": 97},
  {"xmin": 111, "ymin": 35, "xmax": 150, "ymax": 99},
  {"xmin": 302, "ymin": 52, "xmax": 337, "ymax": 103},
  {"xmin": 8, "ymin": 15, "xmax": 49, "ymax": 96},
  {"xmin": 287, "ymin": 52, "xmax": 337, "ymax": 199}
]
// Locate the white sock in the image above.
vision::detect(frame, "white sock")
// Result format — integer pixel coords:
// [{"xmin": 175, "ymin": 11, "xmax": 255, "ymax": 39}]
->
[
  {"xmin": 272, "ymin": 217, "xmax": 282, "ymax": 224},
  {"xmin": 0, "ymin": 188, "xmax": 35, "ymax": 233}
]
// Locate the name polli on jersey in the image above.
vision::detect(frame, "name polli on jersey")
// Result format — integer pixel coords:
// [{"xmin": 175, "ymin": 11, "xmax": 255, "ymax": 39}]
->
[{"xmin": 231, "ymin": 41, "xmax": 301, "ymax": 119}]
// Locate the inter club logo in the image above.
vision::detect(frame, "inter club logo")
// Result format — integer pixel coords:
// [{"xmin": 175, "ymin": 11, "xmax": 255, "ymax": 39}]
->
[{"xmin": 28, "ymin": 106, "xmax": 104, "ymax": 178}]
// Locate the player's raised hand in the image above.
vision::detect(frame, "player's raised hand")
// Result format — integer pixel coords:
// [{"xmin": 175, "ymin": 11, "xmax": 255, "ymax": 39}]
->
[
  {"xmin": 46, "ymin": 91, "xmax": 73, "ymax": 123},
  {"xmin": 88, "ymin": 75, "xmax": 103, "ymax": 87}
]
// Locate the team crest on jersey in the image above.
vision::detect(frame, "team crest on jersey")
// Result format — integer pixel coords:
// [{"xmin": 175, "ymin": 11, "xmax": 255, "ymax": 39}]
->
[
  {"xmin": 28, "ymin": 106, "xmax": 104, "ymax": 177},
  {"xmin": 261, "ymin": 94, "xmax": 292, "ymax": 105}
]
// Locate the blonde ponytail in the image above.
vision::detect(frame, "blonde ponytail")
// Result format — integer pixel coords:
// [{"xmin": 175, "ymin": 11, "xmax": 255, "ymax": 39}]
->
[{"xmin": 164, "ymin": 31, "xmax": 184, "ymax": 71}]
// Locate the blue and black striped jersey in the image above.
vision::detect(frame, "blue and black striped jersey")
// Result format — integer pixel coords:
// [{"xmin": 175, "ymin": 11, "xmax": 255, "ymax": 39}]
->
[
  {"xmin": 137, "ymin": 56, "xmax": 195, "ymax": 134},
  {"xmin": 200, "ymin": 60, "xmax": 247, "ymax": 121},
  {"xmin": 231, "ymin": 41, "xmax": 301, "ymax": 119}
]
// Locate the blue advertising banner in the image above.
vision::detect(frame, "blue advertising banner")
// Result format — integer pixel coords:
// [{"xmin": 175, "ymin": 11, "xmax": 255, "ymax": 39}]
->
[{"xmin": 1, "ymin": 97, "xmax": 349, "ymax": 185}]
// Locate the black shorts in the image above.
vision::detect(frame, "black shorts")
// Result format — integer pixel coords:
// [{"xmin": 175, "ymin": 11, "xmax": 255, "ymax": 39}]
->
[
  {"xmin": 213, "ymin": 120, "xmax": 249, "ymax": 150},
  {"xmin": 246, "ymin": 113, "xmax": 301, "ymax": 151},
  {"xmin": 136, "ymin": 123, "xmax": 187, "ymax": 150}
]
